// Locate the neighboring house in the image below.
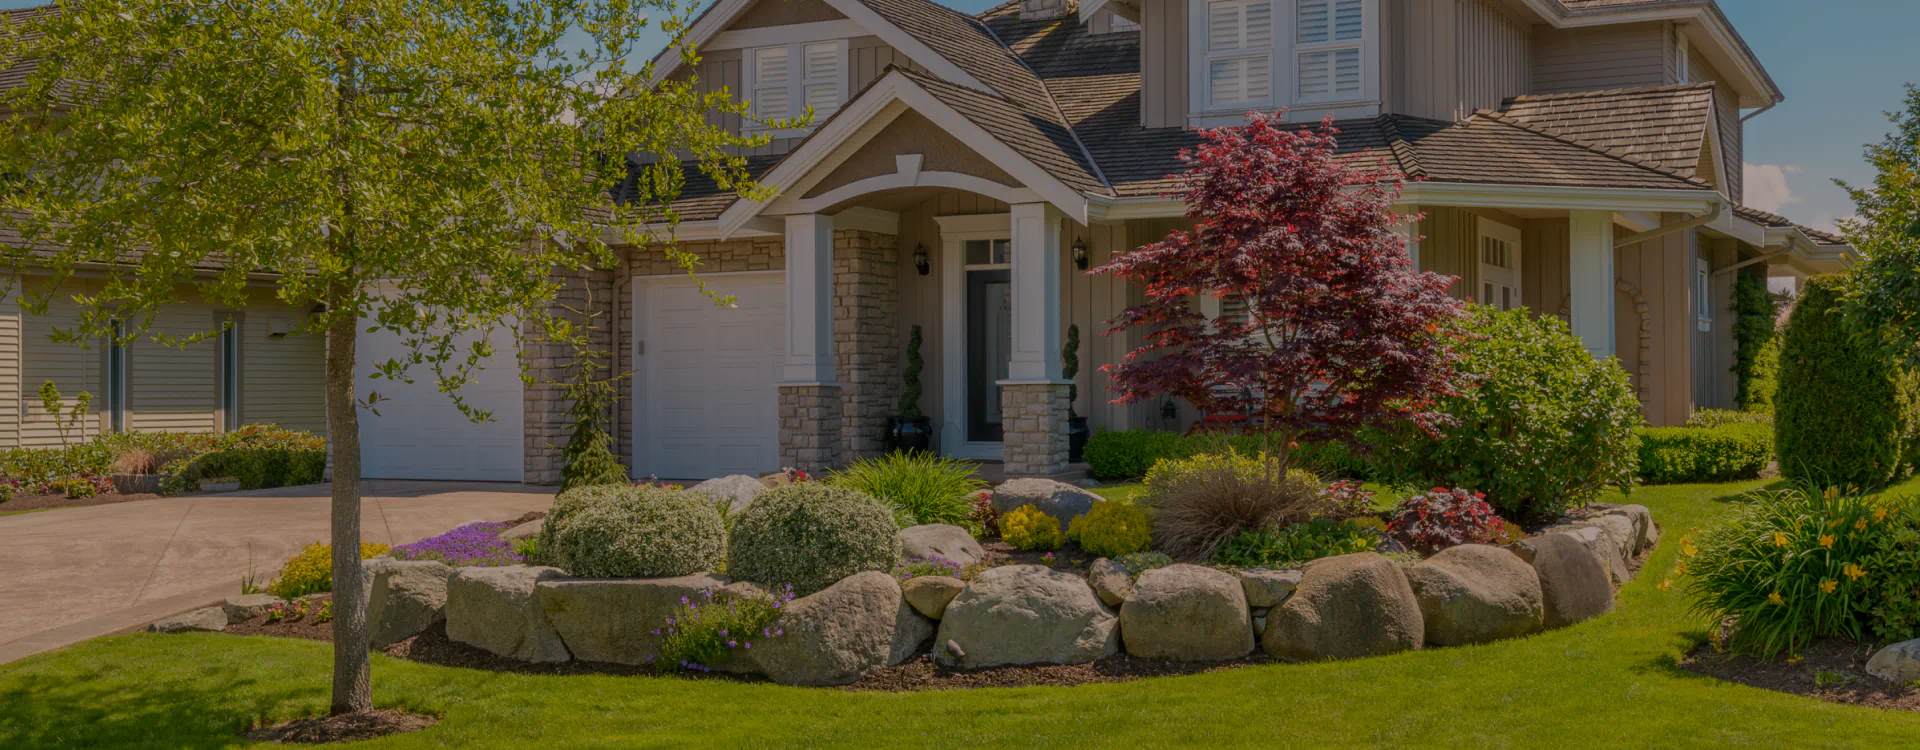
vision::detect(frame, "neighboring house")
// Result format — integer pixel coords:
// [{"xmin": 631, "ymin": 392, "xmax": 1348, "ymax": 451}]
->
[{"xmin": 1, "ymin": 0, "xmax": 1859, "ymax": 485}]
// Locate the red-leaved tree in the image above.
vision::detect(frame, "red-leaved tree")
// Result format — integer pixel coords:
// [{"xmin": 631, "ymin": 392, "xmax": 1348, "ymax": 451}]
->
[{"xmin": 1093, "ymin": 113, "xmax": 1466, "ymax": 442}]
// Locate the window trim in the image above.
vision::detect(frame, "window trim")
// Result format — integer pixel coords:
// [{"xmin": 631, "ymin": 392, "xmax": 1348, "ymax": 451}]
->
[
  {"xmin": 1187, "ymin": 0, "xmax": 1380, "ymax": 123},
  {"xmin": 216, "ymin": 312, "xmax": 243, "ymax": 432},
  {"xmin": 1696, "ymin": 266, "xmax": 1713, "ymax": 332},
  {"xmin": 741, "ymin": 39, "xmax": 847, "ymax": 139},
  {"xmin": 101, "ymin": 319, "xmax": 129, "ymax": 433},
  {"xmin": 1476, "ymin": 217, "xmax": 1524, "ymax": 312}
]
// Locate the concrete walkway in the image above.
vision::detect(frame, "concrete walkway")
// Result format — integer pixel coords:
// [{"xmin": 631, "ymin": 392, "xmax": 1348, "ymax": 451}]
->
[{"xmin": 0, "ymin": 480, "xmax": 554, "ymax": 664}]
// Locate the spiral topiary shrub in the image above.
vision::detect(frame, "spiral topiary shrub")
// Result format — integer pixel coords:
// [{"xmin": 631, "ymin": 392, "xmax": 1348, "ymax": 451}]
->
[
  {"xmin": 726, "ymin": 482, "xmax": 902, "ymax": 595},
  {"xmin": 1776, "ymin": 275, "xmax": 1919, "ymax": 488},
  {"xmin": 545, "ymin": 485, "xmax": 726, "ymax": 578}
]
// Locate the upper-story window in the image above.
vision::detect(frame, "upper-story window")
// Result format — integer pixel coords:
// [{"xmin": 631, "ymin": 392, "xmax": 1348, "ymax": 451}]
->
[
  {"xmin": 1192, "ymin": 0, "xmax": 1377, "ymax": 120},
  {"xmin": 744, "ymin": 40, "xmax": 845, "ymax": 135}
]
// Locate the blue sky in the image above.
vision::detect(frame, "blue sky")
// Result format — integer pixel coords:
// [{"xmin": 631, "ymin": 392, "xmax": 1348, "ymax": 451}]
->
[{"xmin": 4, "ymin": 0, "xmax": 1910, "ymax": 232}]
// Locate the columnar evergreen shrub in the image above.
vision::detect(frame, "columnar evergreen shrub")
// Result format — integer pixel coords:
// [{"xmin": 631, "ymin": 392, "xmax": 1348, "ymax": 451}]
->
[
  {"xmin": 546, "ymin": 485, "xmax": 725, "ymax": 578},
  {"xmin": 1732, "ymin": 272, "xmax": 1783, "ymax": 412},
  {"xmin": 726, "ymin": 483, "xmax": 902, "ymax": 595},
  {"xmin": 1776, "ymin": 275, "xmax": 1916, "ymax": 488},
  {"xmin": 1636, "ymin": 424, "xmax": 1775, "ymax": 484},
  {"xmin": 1367, "ymin": 306, "xmax": 1643, "ymax": 520}
]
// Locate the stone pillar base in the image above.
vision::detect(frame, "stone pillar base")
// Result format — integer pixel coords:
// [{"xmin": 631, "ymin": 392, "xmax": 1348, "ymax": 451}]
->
[
  {"xmin": 1000, "ymin": 382, "xmax": 1071, "ymax": 477},
  {"xmin": 779, "ymin": 384, "xmax": 845, "ymax": 473}
]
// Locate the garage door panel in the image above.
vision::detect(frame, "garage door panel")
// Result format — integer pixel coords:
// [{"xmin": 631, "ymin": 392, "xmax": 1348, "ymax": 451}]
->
[
  {"xmin": 636, "ymin": 273, "xmax": 783, "ymax": 480},
  {"xmin": 357, "ymin": 322, "xmax": 524, "ymax": 482}
]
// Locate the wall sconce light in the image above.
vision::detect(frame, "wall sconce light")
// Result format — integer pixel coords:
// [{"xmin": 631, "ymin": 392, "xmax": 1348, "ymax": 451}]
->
[
  {"xmin": 1160, "ymin": 398, "xmax": 1178, "ymax": 422},
  {"xmin": 914, "ymin": 244, "xmax": 930, "ymax": 276},
  {"xmin": 1072, "ymin": 238, "xmax": 1089, "ymax": 271}
]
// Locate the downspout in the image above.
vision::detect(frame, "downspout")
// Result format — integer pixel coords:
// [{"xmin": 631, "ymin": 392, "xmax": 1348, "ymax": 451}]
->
[
  {"xmin": 1713, "ymin": 248, "xmax": 1791, "ymax": 278},
  {"xmin": 1613, "ymin": 200, "xmax": 1724, "ymax": 249}
]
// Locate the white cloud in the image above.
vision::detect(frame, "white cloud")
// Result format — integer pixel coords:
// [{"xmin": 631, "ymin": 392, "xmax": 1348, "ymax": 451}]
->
[
  {"xmin": 1743, "ymin": 163, "xmax": 1803, "ymax": 214},
  {"xmin": 1811, "ymin": 212, "xmax": 1859, "ymax": 235}
]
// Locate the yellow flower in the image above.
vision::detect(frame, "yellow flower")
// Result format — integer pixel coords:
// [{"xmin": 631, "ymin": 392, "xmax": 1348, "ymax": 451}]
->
[
  {"xmin": 1825, "ymin": 486, "xmax": 1839, "ymax": 500},
  {"xmin": 1772, "ymin": 531, "xmax": 1790, "ymax": 547},
  {"xmin": 1768, "ymin": 591, "xmax": 1785, "ymax": 606},
  {"xmin": 1672, "ymin": 561, "xmax": 1688, "ymax": 576},
  {"xmin": 1844, "ymin": 563, "xmax": 1869, "ymax": 581},
  {"xmin": 1683, "ymin": 544, "xmax": 1699, "ymax": 557},
  {"xmin": 1876, "ymin": 507, "xmax": 1890, "ymax": 523},
  {"xmin": 1856, "ymin": 517, "xmax": 1870, "ymax": 532},
  {"xmin": 1658, "ymin": 579, "xmax": 1673, "ymax": 592},
  {"xmin": 1819, "ymin": 534, "xmax": 1836, "ymax": 549},
  {"xmin": 1788, "ymin": 655, "xmax": 1804, "ymax": 664},
  {"xmin": 1820, "ymin": 579, "xmax": 1838, "ymax": 594}
]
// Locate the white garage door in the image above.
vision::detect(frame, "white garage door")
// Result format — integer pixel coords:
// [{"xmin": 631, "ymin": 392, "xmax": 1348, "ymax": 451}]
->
[
  {"xmin": 356, "ymin": 325, "xmax": 525, "ymax": 481},
  {"xmin": 634, "ymin": 273, "xmax": 784, "ymax": 480}
]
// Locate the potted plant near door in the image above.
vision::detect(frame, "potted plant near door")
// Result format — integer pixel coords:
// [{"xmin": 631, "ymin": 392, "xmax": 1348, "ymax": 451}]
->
[
  {"xmin": 1064, "ymin": 324, "xmax": 1090, "ymax": 462},
  {"xmin": 889, "ymin": 325, "xmax": 933, "ymax": 454}
]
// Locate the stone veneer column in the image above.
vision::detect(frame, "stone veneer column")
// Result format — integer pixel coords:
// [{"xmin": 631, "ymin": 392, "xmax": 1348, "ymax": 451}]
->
[
  {"xmin": 524, "ymin": 266, "xmax": 616, "ymax": 485},
  {"xmin": 832, "ymin": 230, "xmax": 900, "ymax": 460},
  {"xmin": 1000, "ymin": 382, "xmax": 1071, "ymax": 477},
  {"xmin": 779, "ymin": 384, "xmax": 844, "ymax": 473}
]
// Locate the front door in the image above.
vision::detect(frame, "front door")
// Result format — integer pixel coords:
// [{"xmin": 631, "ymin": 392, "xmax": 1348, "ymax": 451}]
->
[{"xmin": 964, "ymin": 238, "xmax": 1013, "ymax": 443}]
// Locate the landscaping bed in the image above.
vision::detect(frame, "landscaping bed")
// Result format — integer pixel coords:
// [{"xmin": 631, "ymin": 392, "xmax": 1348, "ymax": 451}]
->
[
  {"xmin": 1681, "ymin": 637, "xmax": 1920, "ymax": 712},
  {"xmin": 0, "ymin": 490, "xmax": 174, "ymax": 514}
]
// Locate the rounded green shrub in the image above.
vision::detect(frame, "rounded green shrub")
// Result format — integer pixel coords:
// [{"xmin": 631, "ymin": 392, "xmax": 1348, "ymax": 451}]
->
[
  {"xmin": 545, "ymin": 486, "xmax": 725, "ymax": 578},
  {"xmin": 1777, "ymin": 275, "xmax": 1918, "ymax": 488},
  {"xmin": 726, "ymin": 482, "xmax": 902, "ymax": 595},
  {"xmin": 1001, "ymin": 504, "xmax": 1064, "ymax": 551},
  {"xmin": 1367, "ymin": 305, "xmax": 1642, "ymax": 520},
  {"xmin": 1084, "ymin": 430, "xmax": 1185, "ymax": 480},
  {"xmin": 1636, "ymin": 424, "xmax": 1775, "ymax": 484},
  {"xmin": 1066, "ymin": 501, "xmax": 1152, "ymax": 557}
]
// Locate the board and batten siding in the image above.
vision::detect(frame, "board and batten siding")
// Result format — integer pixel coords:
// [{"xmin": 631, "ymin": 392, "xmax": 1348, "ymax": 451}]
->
[
  {"xmin": 1383, "ymin": 0, "xmax": 1529, "ymax": 121},
  {"xmin": 669, "ymin": 32, "xmax": 911, "ymax": 159},
  {"xmin": 1691, "ymin": 237, "xmax": 1739, "ymax": 411},
  {"xmin": 1530, "ymin": 21, "xmax": 1675, "ymax": 95},
  {"xmin": 1416, "ymin": 206, "xmax": 1483, "ymax": 302},
  {"xmin": 1613, "ymin": 218, "xmax": 1693, "ymax": 427},
  {"xmin": 1138, "ymin": 0, "xmax": 1188, "ymax": 129}
]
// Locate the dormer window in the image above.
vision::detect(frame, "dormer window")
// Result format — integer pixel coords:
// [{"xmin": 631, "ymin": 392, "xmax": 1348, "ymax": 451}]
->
[
  {"xmin": 744, "ymin": 40, "xmax": 845, "ymax": 135},
  {"xmin": 1190, "ymin": 0, "xmax": 1378, "ymax": 122}
]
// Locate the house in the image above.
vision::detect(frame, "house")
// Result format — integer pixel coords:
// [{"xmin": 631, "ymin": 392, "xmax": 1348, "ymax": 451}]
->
[{"xmin": 1, "ymin": 0, "xmax": 1857, "ymax": 485}]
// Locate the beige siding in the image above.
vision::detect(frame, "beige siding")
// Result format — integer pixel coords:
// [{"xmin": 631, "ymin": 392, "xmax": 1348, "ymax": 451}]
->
[
  {"xmin": 1615, "ymin": 218, "xmax": 1693, "ymax": 427},
  {"xmin": 849, "ymin": 35, "xmax": 918, "ymax": 94},
  {"xmin": 19, "ymin": 281, "xmax": 103, "ymax": 447},
  {"xmin": 1692, "ymin": 236, "xmax": 1739, "ymax": 411},
  {"xmin": 891, "ymin": 190, "xmax": 1013, "ymax": 440},
  {"xmin": 1385, "ymin": 0, "xmax": 1529, "ymax": 121},
  {"xmin": 241, "ymin": 302, "xmax": 328, "ymax": 435},
  {"xmin": 1530, "ymin": 22, "xmax": 1674, "ymax": 94},
  {"xmin": 1417, "ymin": 207, "xmax": 1482, "ymax": 302},
  {"xmin": 128, "ymin": 300, "xmax": 218, "ymax": 434},
  {"xmin": 1139, "ymin": 0, "xmax": 1188, "ymax": 129},
  {"xmin": 1065, "ymin": 220, "xmax": 1162, "ymax": 434},
  {"xmin": 0, "ymin": 282, "xmax": 18, "ymax": 447},
  {"xmin": 1688, "ymin": 52, "xmax": 1744, "ymax": 204}
]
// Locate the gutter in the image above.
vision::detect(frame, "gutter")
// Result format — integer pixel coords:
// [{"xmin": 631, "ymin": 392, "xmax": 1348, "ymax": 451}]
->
[
  {"xmin": 1613, "ymin": 200, "xmax": 1723, "ymax": 249},
  {"xmin": 1739, "ymin": 100, "xmax": 1778, "ymax": 124}
]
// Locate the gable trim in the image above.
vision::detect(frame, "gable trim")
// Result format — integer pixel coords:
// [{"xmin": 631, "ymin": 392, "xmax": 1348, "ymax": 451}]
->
[
  {"xmin": 648, "ymin": 0, "xmax": 991, "ymax": 95},
  {"xmin": 717, "ymin": 69, "xmax": 1090, "ymax": 237},
  {"xmin": 706, "ymin": 19, "xmax": 867, "ymax": 51}
]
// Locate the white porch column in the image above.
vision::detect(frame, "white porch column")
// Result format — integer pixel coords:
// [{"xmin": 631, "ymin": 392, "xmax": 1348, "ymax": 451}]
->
[
  {"xmin": 778, "ymin": 213, "xmax": 843, "ymax": 471},
  {"xmin": 1008, "ymin": 202, "xmax": 1064, "ymax": 381},
  {"xmin": 782, "ymin": 213, "xmax": 836, "ymax": 383},
  {"xmin": 1569, "ymin": 209, "xmax": 1617, "ymax": 359}
]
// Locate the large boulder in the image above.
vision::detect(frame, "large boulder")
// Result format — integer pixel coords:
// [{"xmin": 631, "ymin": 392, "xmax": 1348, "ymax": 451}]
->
[
  {"xmin": 1584, "ymin": 503, "xmax": 1657, "ymax": 555},
  {"xmin": 892, "ymin": 599, "xmax": 935, "ymax": 666},
  {"xmin": 499, "ymin": 519, "xmax": 542, "ymax": 542},
  {"xmin": 149, "ymin": 606, "xmax": 228, "ymax": 633},
  {"xmin": 750, "ymin": 571, "xmax": 903, "ymax": 686},
  {"xmin": 990, "ymin": 478, "xmax": 1099, "ymax": 526},
  {"xmin": 934, "ymin": 565, "xmax": 1119, "ymax": 669},
  {"xmin": 689, "ymin": 475, "xmax": 766, "ymax": 515},
  {"xmin": 222, "ymin": 594, "xmax": 285, "ymax": 625},
  {"xmin": 365, "ymin": 558, "xmax": 454, "ymax": 647},
  {"xmin": 1540, "ymin": 524, "xmax": 1632, "ymax": 584},
  {"xmin": 1120, "ymin": 564, "xmax": 1254, "ymax": 661},
  {"xmin": 1868, "ymin": 639, "xmax": 1920, "ymax": 683},
  {"xmin": 537, "ymin": 574, "xmax": 729, "ymax": 665},
  {"xmin": 902, "ymin": 576, "xmax": 966, "ymax": 619},
  {"xmin": 445, "ymin": 565, "xmax": 572, "ymax": 663},
  {"xmin": 1088, "ymin": 558, "xmax": 1133, "ymax": 607},
  {"xmin": 1507, "ymin": 533, "xmax": 1614, "ymax": 629},
  {"xmin": 1261, "ymin": 552, "xmax": 1423, "ymax": 661},
  {"xmin": 898, "ymin": 524, "xmax": 986, "ymax": 568},
  {"xmin": 1403, "ymin": 545, "xmax": 1544, "ymax": 646},
  {"xmin": 1239, "ymin": 569, "xmax": 1303, "ymax": 609}
]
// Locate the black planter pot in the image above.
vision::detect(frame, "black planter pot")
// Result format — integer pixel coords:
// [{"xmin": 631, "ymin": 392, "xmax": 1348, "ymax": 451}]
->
[
  {"xmin": 1067, "ymin": 416, "xmax": 1091, "ymax": 463},
  {"xmin": 888, "ymin": 416, "xmax": 934, "ymax": 455}
]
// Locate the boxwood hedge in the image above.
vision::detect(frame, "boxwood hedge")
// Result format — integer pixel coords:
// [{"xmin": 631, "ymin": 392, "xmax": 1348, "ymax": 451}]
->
[{"xmin": 1636, "ymin": 424, "xmax": 1774, "ymax": 484}]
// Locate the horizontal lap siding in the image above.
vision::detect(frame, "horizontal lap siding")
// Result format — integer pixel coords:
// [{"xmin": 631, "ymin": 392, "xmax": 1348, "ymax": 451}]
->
[
  {"xmin": 0, "ymin": 284, "xmax": 17, "ymax": 447},
  {"xmin": 1531, "ymin": 22, "xmax": 1673, "ymax": 94},
  {"xmin": 128, "ymin": 301, "xmax": 217, "ymax": 434},
  {"xmin": 241, "ymin": 303, "xmax": 327, "ymax": 436},
  {"xmin": 20, "ymin": 283, "xmax": 102, "ymax": 447}
]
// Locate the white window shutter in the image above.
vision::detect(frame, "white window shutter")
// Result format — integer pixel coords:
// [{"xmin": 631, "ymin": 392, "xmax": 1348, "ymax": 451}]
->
[
  {"xmin": 802, "ymin": 42, "xmax": 841, "ymax": 121},
  {"xmin": 751, "ymin": 46, "xmax": 790, "ymax": 120},
  {"xmin": 1334, "ymin": 0, "xmax": 1364, "ymax": 40},
  {"xmin": 1297, "ymin": 0, "xmax": 1330, "ymax": 43},
  {"xmin": 1333, "ymin": 48, "xmax": 1362, "ymax": 97},
  {"xmin": 1205, "ymin": 0, "xmax": 1272, "ymax": 107}
]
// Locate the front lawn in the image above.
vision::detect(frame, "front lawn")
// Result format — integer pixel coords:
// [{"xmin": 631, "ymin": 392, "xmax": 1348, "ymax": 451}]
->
[{"xmin": 6, "ymin": 480, "xmax": 1920, "ymax": 749}]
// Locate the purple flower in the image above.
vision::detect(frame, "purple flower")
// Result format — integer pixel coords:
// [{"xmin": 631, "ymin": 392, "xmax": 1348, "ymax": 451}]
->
[{"xmin": 389, "ymin": 522, "xmax": 523, "ymax": 567}]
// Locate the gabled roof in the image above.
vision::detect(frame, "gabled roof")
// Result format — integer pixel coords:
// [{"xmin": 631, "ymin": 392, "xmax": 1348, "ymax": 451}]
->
[
  {"xmin": 1499, "ymin": 83, "xmax": 1717, "ymax": 178},
  {"xmin": 1734, "ymin": 205, "xmax": 1848, "ymax": 247}
]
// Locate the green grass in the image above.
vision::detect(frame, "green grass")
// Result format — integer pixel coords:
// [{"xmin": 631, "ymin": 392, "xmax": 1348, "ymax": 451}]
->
[
  {"xmin": 8, "ymin": 480, "xmax": 1920, "ymax": 748},
  {"xmin": 0, "ymin": 507, "xmax": 51, "ymax": 518}
]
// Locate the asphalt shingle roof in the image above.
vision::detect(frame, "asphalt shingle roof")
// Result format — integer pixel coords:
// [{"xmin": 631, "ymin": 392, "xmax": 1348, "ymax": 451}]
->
[{"xmin": 1500, "ymin": 83, "xmax": 1717, "ymax": 177}]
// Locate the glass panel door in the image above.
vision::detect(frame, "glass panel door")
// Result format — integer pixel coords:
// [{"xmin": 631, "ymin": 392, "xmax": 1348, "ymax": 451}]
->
[{"xmin": 966, "ymin": 268, "xmax": 1012, "ymax": 442}]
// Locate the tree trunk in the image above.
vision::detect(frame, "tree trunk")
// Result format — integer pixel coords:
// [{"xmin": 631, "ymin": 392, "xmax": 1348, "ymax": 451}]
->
[{"xmin": 325, "ymin": 296, "xmax": 370, "ymax": 715}]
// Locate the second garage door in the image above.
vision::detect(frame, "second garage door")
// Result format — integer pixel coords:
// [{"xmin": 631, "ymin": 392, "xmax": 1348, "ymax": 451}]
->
[
  {"xmin": 634, "ymin": 273, "xmax": 785, "ymax": 480},
  {"xmin": 356, "ymin": 324, "xmax": 525, "ymax": 482}
]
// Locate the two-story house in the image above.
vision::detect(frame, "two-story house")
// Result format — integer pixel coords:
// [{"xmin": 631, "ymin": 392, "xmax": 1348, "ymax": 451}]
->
[
  {"xmin": 596, "ymin": 0, "xmax": 1852, "ymax": 481},
  {"xmin": 1, "ymin": 0, "xmax": 1857, "ymax": 486}
]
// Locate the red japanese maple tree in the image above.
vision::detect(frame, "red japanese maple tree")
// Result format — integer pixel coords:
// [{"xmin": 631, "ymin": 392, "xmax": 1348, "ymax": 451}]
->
[{"xmin": 1092, "ymin": 113, "xmax": 1466, "ymax": 442}]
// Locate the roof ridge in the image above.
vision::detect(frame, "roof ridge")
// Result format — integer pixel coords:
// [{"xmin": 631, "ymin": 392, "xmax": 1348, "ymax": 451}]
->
[
  {"xmin": 972, "ymin": 10, "xmax": 1114, "ymax": 195},
  {"xmin": 1503, "ymin": 81, "xmax": 1717, "ymax": 106},
  {"xmin": 1468, "ymin": 109, "xmax": 1713, "ymax": 189},
  {"xmin": 1375, "ymin": 114, "xmax": 1427, "ymax": 181}
]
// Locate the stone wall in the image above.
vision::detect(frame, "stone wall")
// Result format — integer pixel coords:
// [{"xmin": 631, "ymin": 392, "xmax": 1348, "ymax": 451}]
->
[
  {"xmin": 778, "ymin": 384, "xmax": 844, "ymax": 472},
  {"xmin": 832, "ymin": 230, "xmax": 900, "ymax": 461},
  {"xmin": 524, "ymin": 267, "xmax": 617, "ymax": 485},
  {"xmin": 1000, "ymin": 382, "xmax": 1070, "ymax": 477}
]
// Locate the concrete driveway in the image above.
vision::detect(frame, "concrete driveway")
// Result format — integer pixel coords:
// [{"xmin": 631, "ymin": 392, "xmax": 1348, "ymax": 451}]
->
[{"xmin": 0, "ymin": 480, "xmax": 554, "ymax": 664}]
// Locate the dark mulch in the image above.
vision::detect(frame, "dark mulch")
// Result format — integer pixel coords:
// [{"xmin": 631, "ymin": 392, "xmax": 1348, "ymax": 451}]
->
[
  {"xmin": 227, "ymin": 595, "xmax": 336, "ymax": 641},
  {"xmin": 1679, "ymin": 635, "xmax": 1920, "ymax": 711},
  {"xmin": 1, "ymin": 491, "xmax": 180, "ymax": 513},
  {"xmin": 846, "ymin": 649, "xmax": 1272, "ymax": 691},
  {"xmin": 501, "ymin": 510, "xmax": 545, "ymax": 528},
  {"xmin": 978, "ymin": 540, "xmax": 1100, "ymax": 571},
  {"xmin": 244, "ymin": 709, "xmax": 438, "ymax": 744}
]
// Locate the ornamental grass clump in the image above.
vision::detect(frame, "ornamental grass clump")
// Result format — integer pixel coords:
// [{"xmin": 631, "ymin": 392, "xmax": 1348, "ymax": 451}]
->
[
  {"xmin": 390, "ymin": 522, "xmax": 522, "ymax": 568},
  {"xmin": 545, "ymin": 485, "xmax": 726, "ymax": 578},
  {"xmin": 652, "ymin": 586, "xmax": 796, "ymax": 672},
  {"xmin": 1385, "ymin": 488, "xmax": 1504, "ymax": 555},
  {"xmin": 828, "ymin": 452, "xmax": 988, "ymax": 535},
  {"xmin": 1142, "ymin": 450, "xmax": 1325, "ymax": 562},
  {"xmin": 726, "ymin": 482, "xmax": 902, "ymax": 595},
  {"xmin": 1683, "ymin": 484, "xmax": 1901, "ymax": 658}
]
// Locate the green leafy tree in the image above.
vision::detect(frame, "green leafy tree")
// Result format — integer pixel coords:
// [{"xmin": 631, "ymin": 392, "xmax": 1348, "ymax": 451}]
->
[
  {"xmin": 1730, "ymin": 273, "xmax": 1782, "ymax": 412},
  {"xmin": 1839, "ymin": 84, "xmax": 1920, "ymax": 364},
  {"xmin": 0, "ymin": 1, "xmax": 770, "ymax": 715}
]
